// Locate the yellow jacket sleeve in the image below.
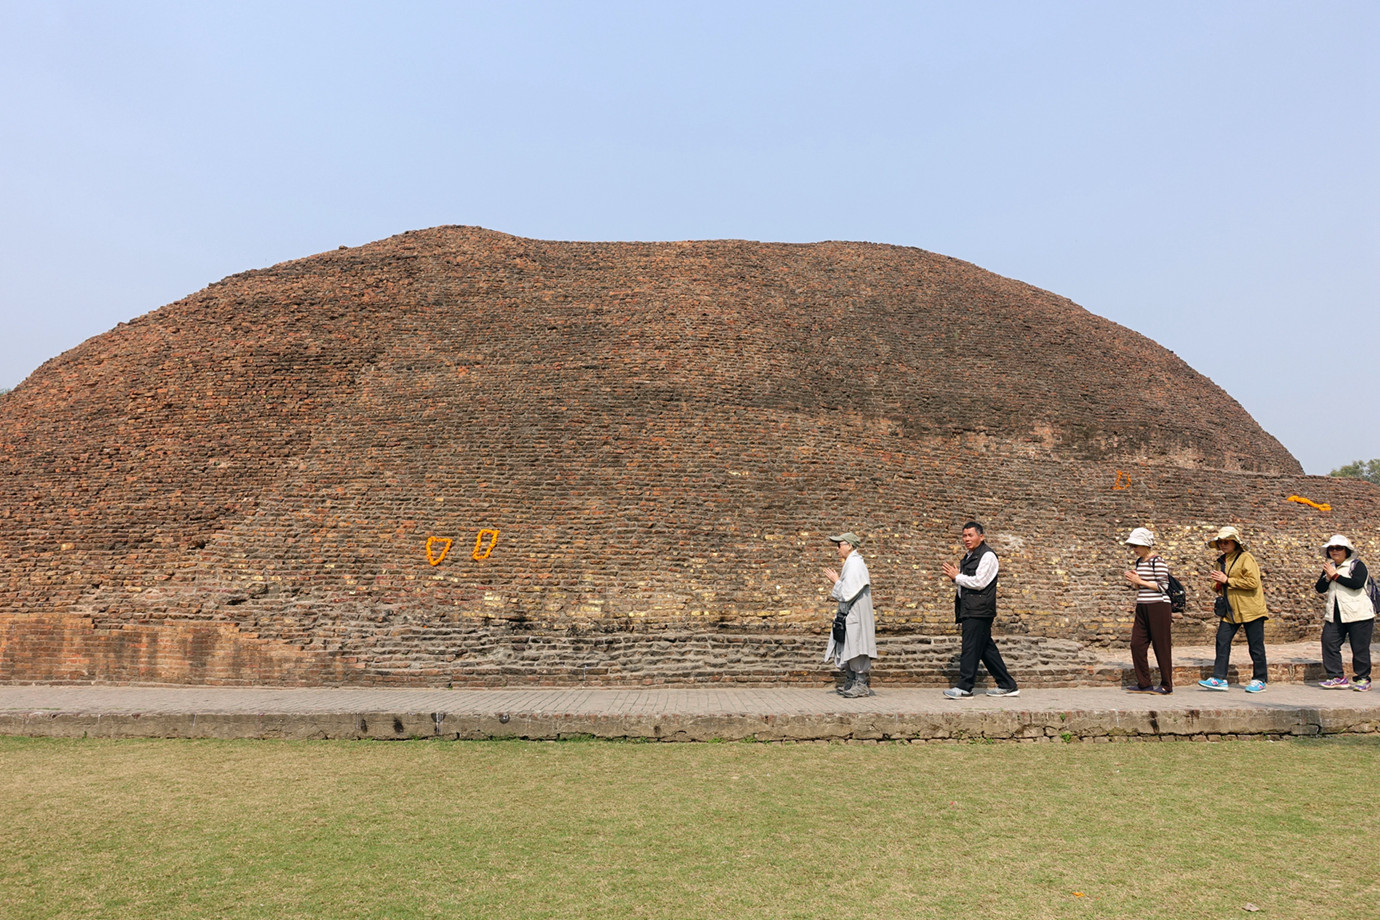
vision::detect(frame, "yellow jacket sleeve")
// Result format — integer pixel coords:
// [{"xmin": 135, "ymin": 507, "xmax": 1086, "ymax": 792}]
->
[{"xmin": 1225, "ymin": 553, "xmax": 1260, "ymax": 591}]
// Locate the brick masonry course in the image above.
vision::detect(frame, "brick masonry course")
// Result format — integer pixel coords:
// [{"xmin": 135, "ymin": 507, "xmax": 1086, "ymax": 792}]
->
[{"xmin": 1, "ymin": 228, "xmax": 1377, "ymax": 687}]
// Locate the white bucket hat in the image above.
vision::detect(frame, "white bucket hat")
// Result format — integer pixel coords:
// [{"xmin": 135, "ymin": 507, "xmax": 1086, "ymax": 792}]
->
[
  {"xmin": 1125, "ymin": 527, "xmax": 1155, "ymax": 547},
  {"xmin": 1322, "ymin": 534, "xmax": 1356, "ymax": 558}
]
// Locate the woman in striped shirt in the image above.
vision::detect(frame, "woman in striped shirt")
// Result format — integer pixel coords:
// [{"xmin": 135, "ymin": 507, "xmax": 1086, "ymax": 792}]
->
[{"xmin": 1123, "ymin": 527, "xmax": 1173, "ymax": 694}]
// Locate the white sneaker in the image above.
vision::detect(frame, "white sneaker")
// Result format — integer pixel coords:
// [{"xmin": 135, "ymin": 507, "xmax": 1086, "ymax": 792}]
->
[
  {"xmin": 943, "ymin": 687, "xmax": 973, "ymax": 699},
  {"xmin": 986, "ymin": 687, "xmax": 1020, "ymax": 697}
]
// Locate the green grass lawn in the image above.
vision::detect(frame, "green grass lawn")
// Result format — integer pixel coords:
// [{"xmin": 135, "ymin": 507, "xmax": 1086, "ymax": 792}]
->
[{"xmin": 2, "ymin": 736, "xmax": 1376, "ymax": 919}]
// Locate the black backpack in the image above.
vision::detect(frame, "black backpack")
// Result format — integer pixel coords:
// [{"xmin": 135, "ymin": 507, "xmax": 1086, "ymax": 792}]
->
[
  {"xmin": 1360, "ymin": 558, "xmax": 1380, "ymax": 614},
  {"xmin": 1167, "ymin": 573, "xmax": 1187, "ymax": 613}
]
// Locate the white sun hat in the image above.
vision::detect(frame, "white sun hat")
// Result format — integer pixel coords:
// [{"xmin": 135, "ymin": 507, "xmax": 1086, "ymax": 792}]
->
[
  {"xmin": 1321, "ymin": 534, "xmax": 1356, "ymax": 558},
  {"xmin": 1125, "ymin": 527, "xmax": 1155, "ymax": 547}
]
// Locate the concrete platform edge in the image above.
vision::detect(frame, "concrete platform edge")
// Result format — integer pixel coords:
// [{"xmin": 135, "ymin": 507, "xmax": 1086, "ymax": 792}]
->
[{"xmin": 3, "ymin": 706, "xmax": 1377, "ymax": 743}]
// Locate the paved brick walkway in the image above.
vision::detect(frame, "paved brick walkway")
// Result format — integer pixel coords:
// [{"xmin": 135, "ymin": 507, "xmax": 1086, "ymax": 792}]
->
[{"xmin": 1, "ymin": 670, "xmax": 1375, "ymax": 743}]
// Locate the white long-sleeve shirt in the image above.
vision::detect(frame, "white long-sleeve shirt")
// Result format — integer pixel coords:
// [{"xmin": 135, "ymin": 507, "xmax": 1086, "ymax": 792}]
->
[{"xmin": 954, "ymin": 550, "xmax": 999, "ymax": 593}]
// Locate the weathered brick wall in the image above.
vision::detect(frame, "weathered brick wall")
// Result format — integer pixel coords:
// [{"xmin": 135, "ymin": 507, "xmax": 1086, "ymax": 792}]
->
[
  {"xmin": 1, "ymin": 228, "xmax": 1374, "ymax": 686},
  {"xmin": 0, "ymin": 614, "xmax": 354, "ymax": 685}
]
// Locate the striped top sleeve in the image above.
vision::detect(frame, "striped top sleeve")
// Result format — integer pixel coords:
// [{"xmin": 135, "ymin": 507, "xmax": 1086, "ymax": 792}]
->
[{"xmin": 1134, "ymin": 555, "xmax": 1171, "ymax": 604}]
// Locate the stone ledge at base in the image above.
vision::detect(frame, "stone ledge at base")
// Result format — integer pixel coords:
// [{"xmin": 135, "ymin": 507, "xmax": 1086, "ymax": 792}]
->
[{"xmin": 1, "ymin": 685, "xmax": 1376, "ymax": 742}]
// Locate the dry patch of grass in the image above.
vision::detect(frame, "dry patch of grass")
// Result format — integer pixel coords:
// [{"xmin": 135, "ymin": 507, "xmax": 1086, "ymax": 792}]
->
[{"xmin": 2, "ymin": 736, "xmax": 1376, "ymax": 919}]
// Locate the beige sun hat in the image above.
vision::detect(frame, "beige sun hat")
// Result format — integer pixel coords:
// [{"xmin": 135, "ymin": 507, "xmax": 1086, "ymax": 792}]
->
[
  {"xmin": 1207, "ymin": 525, "xmax": 1246, "ymax": 550},
  {"xmin": 1125, "ymin": 527, "xmax": 1155, "ymax": 547}
]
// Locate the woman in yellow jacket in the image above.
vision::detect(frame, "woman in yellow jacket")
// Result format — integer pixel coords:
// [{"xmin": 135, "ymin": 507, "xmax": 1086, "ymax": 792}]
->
[{"xmin": 1198, "ymin": 526, "xmax": 1269, "ymax": 692}]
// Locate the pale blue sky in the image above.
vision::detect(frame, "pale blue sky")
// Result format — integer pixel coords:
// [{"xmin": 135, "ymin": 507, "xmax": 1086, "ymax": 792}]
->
[{"xmin": 2, "ymin": 1, "xmax": 1376, "ymax": 473}]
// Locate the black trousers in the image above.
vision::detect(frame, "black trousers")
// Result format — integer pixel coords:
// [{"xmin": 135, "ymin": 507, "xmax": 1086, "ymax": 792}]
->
[
  {"xmin": 957, "ymin": 616, "xmax": 1017, "ymax": 692},
  {"xmin": 1321, "ymin": 615, "xmax": 1373, "ymax": 681},
  {"xmin": 1212, "ymin": 618, "xmax": 1268, "ymax": 682},
  {"xmin": 1130, "ymin": 601, "xmax": 1174, "ymax": 690}
]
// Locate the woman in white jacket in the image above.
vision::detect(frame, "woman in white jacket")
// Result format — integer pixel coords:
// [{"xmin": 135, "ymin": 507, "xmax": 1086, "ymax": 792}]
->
[
  {"xmin": 822, "ymin": 532, "xmax": 877, "ymax": 698},
  {"xmin": 1315, "ymin": 534, "xmax": 1373, "ymax": 691}
]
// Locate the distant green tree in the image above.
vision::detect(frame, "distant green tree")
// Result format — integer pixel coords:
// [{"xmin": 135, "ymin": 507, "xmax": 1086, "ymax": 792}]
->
[{"xmin": 1329, "ymin": 458, "xmax": 1380, "ymax": 485}]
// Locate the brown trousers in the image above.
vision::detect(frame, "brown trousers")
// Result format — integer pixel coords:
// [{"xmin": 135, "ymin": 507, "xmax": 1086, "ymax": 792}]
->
[{"xmin": 1131, "ymin": 601, "xmax": 1174, "ymax": 690}]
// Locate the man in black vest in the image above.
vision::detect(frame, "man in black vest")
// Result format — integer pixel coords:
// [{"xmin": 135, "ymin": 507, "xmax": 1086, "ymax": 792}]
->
[{"xmin": 941, "ymin": 521, "xmax": 1020, "ymax": 699}]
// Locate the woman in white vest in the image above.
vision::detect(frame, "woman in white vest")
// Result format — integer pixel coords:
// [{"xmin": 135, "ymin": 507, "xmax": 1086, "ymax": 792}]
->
[{"xmin": 1315, "ymin": 534, "xmax": 1373, "ymax": 691}]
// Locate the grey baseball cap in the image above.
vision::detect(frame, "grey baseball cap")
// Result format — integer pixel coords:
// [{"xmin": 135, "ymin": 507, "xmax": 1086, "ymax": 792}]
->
[{"xmin": 828, "ymin": 532, "xmax": 862, "ymax": 547}]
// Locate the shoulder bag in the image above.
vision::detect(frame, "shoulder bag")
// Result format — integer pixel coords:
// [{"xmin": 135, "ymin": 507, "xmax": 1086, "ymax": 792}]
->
[{"xmin": 1213, "ymin": 553, "xmax": 1240, "ymax": 619}]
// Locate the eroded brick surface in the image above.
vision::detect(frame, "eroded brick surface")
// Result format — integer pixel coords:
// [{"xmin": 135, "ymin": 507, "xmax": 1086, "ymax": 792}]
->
[{"xmin": 1, "ymin": 228, "xmax": 1375, "ymax": 686}]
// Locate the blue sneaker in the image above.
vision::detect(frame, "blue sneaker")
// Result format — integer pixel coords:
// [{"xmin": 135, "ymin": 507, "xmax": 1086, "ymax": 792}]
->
[
  {"xmin": 1198, "ymin": 677, "xmax": 1229, "ymax": 691},
  {"xmin": 1244, "ymin": 679, "xmax": 1266, "ymax": 693}
]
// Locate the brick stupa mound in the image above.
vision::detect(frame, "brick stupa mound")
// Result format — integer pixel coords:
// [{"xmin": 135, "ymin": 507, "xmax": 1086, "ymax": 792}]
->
[{"xmin": 2, "ymin": 228, "xmax": 1376, "ymax": 687}]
